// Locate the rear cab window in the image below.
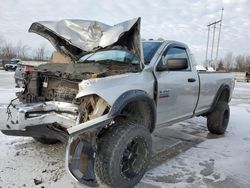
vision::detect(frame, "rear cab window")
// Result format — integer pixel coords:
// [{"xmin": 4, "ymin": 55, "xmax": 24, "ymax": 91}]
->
[{"xmin": 142, "ymin": 42, "xmax": 162, "ymax": 65}]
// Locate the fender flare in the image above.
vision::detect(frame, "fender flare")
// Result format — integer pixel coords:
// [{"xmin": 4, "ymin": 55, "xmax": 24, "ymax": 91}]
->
[
  {"xmin": 109, "ymin": 90, "xmax": 156, "ymax": 132},
  {"xmin": 209, "ymin": 84, "xmax": 230, "ymax": 113}
]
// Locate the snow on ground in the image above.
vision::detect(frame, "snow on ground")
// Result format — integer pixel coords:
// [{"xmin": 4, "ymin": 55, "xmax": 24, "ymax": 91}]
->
[
  {"xmin": 0, "ymin": 71, "xmax": 20, "ymax": 102},
  {"xmin": 140, "ymin": 81, "xmax": 250, "ymax": 188},
  {"xmin": 142, "ymin": 107, "xmax": 250, "ymax": 188},
  {"xmin": 0, "ymin": 70, "xmax": 250, "ymax": 188}
]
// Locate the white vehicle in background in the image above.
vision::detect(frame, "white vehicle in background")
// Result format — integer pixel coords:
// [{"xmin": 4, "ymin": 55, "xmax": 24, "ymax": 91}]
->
[
  {"xmin": 4, "ymin": 59, "xmax": 20, "ymax": 71},
  {"xmin": 196, "ymin": 65, "xmax": 207, "ymax": 71},
  {"xmin": 207, "ymin": 66, "xmax": 216, "ymax": 72},
  {"xmin": 196, "ymin": 65, "xmax": 215, "ymax": 72}
]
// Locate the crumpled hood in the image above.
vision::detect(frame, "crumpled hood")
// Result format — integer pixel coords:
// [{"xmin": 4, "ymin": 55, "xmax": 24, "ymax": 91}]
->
[{"xmin": 29, "ymin": 17, "xmax": 142, "ymax": 61}]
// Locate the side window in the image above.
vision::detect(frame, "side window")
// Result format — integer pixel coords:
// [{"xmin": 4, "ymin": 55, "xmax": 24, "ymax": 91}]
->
[{"xmin": 160, "ymin": 47, "xmax": 190, "ymax": 70}]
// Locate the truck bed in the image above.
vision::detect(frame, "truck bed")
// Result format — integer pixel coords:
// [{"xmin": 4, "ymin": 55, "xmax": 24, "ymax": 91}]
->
[{"xmin": 195, "ymin": 72, "xmax": 235, "ymax": 115}]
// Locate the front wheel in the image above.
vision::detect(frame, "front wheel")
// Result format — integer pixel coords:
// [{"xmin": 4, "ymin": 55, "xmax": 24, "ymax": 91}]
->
[
  {"xmin": 95, "ymin": 122, "xmax": 152, "ymax": 188},
  {"xmin": 207, "ymin": 102, "xmax": 230, "ymax": 134}
]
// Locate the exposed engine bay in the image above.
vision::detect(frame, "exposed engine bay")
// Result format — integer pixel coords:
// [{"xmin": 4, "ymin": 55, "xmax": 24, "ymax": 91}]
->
[{"xmin": 17, "ymin": 61, "xmax": 140, "ymax": 104}]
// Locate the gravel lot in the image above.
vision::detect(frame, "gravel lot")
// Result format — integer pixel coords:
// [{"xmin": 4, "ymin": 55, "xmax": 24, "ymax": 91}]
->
[{"xmin": 0, "ymin": 70, "xmax": 250, "ymax": 188}]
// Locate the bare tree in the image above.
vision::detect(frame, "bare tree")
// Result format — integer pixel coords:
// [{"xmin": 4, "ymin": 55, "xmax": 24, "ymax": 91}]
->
[
  {"xmin": 20, "ymin": 45, "xmax": 30, "ymax": 60},
  {"xmin": 15, "ymin": 41, "xmax": 23, "ymax": 59},
  {"xmin": 0, "ymin": 38, "xmax": 32, "ymax": 60},
  {"xmin": 1, "ymin": 42, "xmax": 16, "ymax": 59},
  {"xmin": 34, "ymin": 44, "xmax": 46, "ymax": 61},
  {"xmin": 0, "ymin": 36, "xmax": 16, "ymax": 59},
  {"xmin": 223, "ymin": 52, "xmax": 234, "ymax": 71},
  {"xmin": 235, "ymin": 55, "xmax": 245, "ymax": 72},
  {"xmin": 245, "ymin": 55, "xmax": 250, "ymax": 72},
  {"xmin": 15, "ymin": 41, "xmax": 30, "ymax": 60},
  {"xmin": 215, "ymin": 53, "xmax": 250, "ymax": 72},
  {"xmin": 217, "ymin": 59, "xmax": 225, "ymax": 71}
]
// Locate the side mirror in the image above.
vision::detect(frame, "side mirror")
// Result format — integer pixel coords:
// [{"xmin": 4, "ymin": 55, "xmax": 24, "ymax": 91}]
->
[{"xmin": 157, "ymin": 58, "xmax": 188, "ymax": 71}]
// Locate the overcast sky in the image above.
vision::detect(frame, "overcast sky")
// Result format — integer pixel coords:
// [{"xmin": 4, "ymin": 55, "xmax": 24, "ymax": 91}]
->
[{"xmin": 0, "ymin": 0, "xmax": 250, "ymax": 63}]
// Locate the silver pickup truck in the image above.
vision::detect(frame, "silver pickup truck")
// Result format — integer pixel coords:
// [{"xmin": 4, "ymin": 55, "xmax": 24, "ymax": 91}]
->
[{"xmin": 0, "ymin": 18, "xmax": 234, "ymax": 187}]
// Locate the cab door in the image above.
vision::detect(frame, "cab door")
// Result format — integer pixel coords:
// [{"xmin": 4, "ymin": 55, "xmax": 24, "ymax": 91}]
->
[{"xmin": 154, "ymin": 45, "xmax": 199, "ymax": 125}]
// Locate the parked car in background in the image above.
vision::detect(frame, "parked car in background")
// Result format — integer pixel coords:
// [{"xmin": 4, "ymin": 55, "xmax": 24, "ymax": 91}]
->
[
  {"xmin": 4, "ymin": 59, "xmax": 20, "ymax": 71},
  {"xmin": 15, "ymin": 61, "xmax": 47, "ymax": 88},
  {"xmin": 0, "ymin": 59, "xmax": 10, "ymax": 69}
]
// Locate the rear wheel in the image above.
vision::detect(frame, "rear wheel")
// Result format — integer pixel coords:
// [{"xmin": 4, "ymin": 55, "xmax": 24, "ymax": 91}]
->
[
  {"xmin": 207, "ymin": 102, "xmax": 230, "ymax": 134},
  {"xmin": 95, "ymin": 122, "xmax": 152, "ymax": 188},
  {"xmin": 33, "ymin": 137, "xmax": 60, "ymax": 144}
]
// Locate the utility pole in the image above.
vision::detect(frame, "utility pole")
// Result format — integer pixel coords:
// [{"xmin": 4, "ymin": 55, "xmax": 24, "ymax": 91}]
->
[
  {"xmin": 205, "ymin": 23, "xmax": 210, "ymax": 65},
  {"xmin": 215, "ymin": 8, "xmax": 224, "ymax": 61},
  {"xmin": 207, "ymin": 20, "xmax": 220, "ymax": 67},
  {"xmin": 205, "ymin": 8, "xmax": 224, "ymax": 70},
  {"xmin": 210, "ymin": 23, "xmax": 216, "ymax": 61}
]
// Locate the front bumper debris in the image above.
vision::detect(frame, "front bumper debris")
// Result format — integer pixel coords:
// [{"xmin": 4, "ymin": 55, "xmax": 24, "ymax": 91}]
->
[
  {"xmin": 66, "ymin": 136, "xmax": 98, "ymax": 187},
  {"xmin": 0, "ymin": 101, "xmax": 114, "ymax": 187},
  {"xmin": 0, "ymin": 101, "xmax": 78, "ymax": 131}
]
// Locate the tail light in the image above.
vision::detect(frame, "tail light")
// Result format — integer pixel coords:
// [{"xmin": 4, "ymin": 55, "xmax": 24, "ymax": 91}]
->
[{"xmin": 24, "ymin": 65, "xmax": 33, "ymax": 72}]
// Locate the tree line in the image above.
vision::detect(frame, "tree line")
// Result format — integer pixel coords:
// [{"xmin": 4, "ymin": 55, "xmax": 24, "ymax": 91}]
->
[
  {"xmin": 215, "ymin": 52, "xmax": 250, "ymax": 72},
  {"xmin": 0, "ymin": 36, "xmax": 49, "ymax": 61},
  {"xmin": 1, "ymin": 36, "xmax": 250, "ymax": 72}
]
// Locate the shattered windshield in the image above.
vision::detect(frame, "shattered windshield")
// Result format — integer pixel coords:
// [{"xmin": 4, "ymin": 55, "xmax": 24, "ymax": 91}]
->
[
  {"xmin": 78, "ymin": 50, "xmax": 139, "ymax": 64},
  {"xmin": 78, "ymin": 42, "xmax": 162, "ymax": 65}
]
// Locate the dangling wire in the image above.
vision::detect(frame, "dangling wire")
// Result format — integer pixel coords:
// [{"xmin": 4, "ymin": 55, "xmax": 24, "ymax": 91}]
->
[{"xmin": 6, "ymin": 97, "xmax": 18, "ymax": 120}]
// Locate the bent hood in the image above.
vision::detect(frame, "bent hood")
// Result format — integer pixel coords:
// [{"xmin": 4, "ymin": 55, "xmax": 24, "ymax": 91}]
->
[{"xmin": 29, "ymin": 17, "xmax": 142, "ymax": 61}]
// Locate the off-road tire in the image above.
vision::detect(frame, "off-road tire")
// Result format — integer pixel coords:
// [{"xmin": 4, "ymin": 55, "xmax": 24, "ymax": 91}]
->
[
  {"xmin": 95, "ymin": 122, "xmax": 152, "ymax": 188},
  {"xmin": 33, "ymin": 137, "xmax": 60, "ymax": 144},
  {"xmin": 207, "ymin": 102, "xmax": 230, "ymax": 134}
]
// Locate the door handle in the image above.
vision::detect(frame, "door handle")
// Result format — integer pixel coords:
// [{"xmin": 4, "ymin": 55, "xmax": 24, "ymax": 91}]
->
[{"xmin": 188, "ymin": 78, "xmax": 196, "ymax": 82}]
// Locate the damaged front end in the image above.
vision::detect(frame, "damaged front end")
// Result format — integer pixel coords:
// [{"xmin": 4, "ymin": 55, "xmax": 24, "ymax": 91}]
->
[
  {"xmin": 0, "ymin": 18, "xmax": 143, "ymax": 186},
  {"xmin": 0, "ymin": 97, "xmax": 112, "ymax": 186},
  {"xmin": 0, "ymin": 93, "xmax": 113, "ymax": 186},
  {"xmin": 29, "ymin": 17, "xmax": 142, "ymax": 63},
  {"xmin": 65, "ymin": 94, "xmax": 112, "ymax": 186},
  {"xmin": 66, "ymin": 136, "xmax": 97, "ymax": 186}
]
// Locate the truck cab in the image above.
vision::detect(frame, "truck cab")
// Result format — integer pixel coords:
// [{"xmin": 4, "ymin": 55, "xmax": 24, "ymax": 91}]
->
[{"xmin": 146, "ymin": 41, "xmax": 199, "ymax": 125}]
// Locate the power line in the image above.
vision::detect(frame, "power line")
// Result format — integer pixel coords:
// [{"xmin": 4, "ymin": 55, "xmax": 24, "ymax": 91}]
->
[{"xmin": 205, "ymin": 8, "xmax": 224, "ymax": 70}]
